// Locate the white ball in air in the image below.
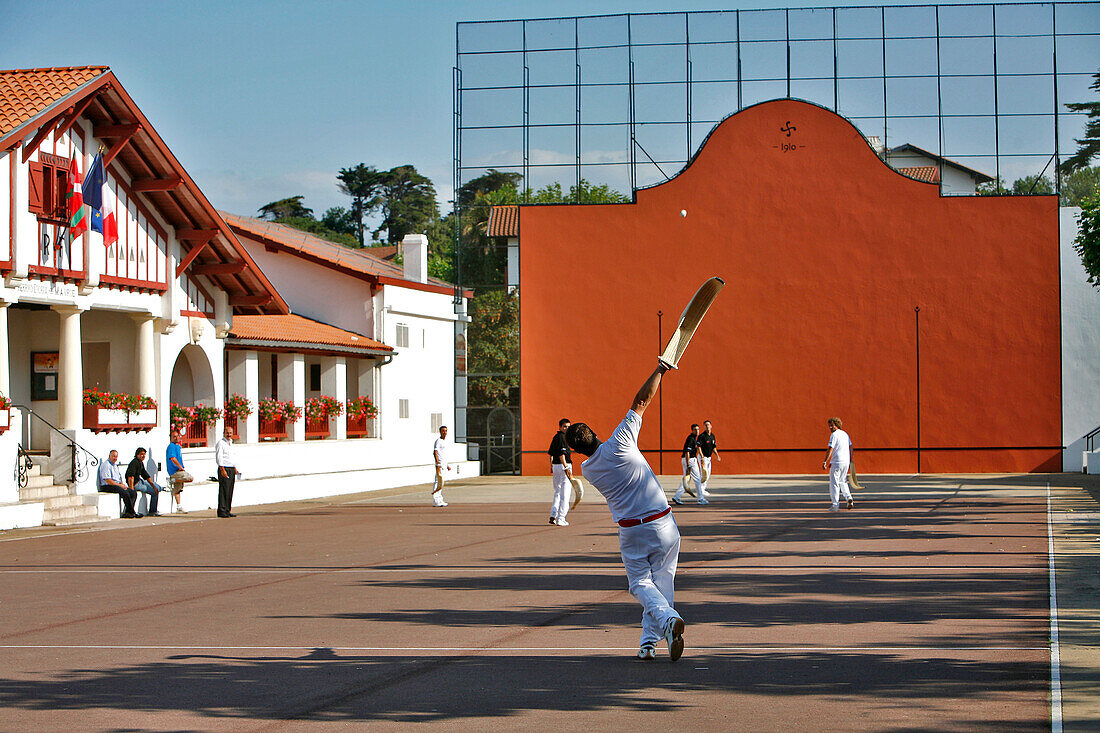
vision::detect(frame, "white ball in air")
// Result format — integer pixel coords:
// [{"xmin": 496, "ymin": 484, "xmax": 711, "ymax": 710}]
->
[{"xmin": 680, "ymin": 209, "xmax": 687, "ymax": 217}]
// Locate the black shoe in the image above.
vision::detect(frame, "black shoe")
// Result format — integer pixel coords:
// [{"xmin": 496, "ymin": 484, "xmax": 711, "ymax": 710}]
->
[
  {"xmin": 148, "ymin": 512, "xmax": 162, "ymax": 517},
  {"xmin": 121, "ymin": 511, "xmax": 138, "ymax": 519},
  {"xmin": 217, "ymin": 513, "xmax": 229, "ymax": 518}
]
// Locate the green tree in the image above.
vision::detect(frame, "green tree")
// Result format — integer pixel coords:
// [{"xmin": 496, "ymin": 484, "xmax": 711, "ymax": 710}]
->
[
  {"xmin": 1061, "ymin": 69, "xmax": 1100, "ymax": 174},
  {"xmin": 1073, "ymin": 194, "xmax": 1100, "ymax": 287},
  {"xmin": 258, "ymin": 195, "xmax": 313, "ymax": 221},
  {"xmin": 466, "ymin": 288, "xmax": 519, "ymax": 405},
  {"xmin": 457, "ymin": 169, "xmax": 523, "ymax": 208},
  {"xmin": 321, "ymin": 206, "xmax": 358, "ymax": 238},
  {"xmin": 1010, "ymin": 175, "xmax": 1055, "ymax": 195},
  {"xmin": 337, "ymin": 164, "xmax": 385, "ymax": 247},
  {"xmin": 373, "ymin": 164, "xmax": 439, "ymax": 244},
  {"xmin": 1061, "ymin": 166, "xmax": 1100, "ymax": 206}
]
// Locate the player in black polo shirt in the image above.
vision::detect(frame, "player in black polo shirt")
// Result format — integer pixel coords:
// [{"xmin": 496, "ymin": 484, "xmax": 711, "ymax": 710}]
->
[
  {"xmin": 548, "ymin": 418, "xmax": 574, "ymax": 526},
  {"xmin": 697, "ymin": 419, "xmax": 721, "ymax": 499},
  {"xmin": 672, "ymin": 423, "xmax": 706, "ymax": 505}
]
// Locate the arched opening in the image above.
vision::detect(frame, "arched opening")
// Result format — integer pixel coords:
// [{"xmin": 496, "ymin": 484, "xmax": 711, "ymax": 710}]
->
[{"xmin": 169, "ymin": 344, "xmax": 216, "ymax": 407}]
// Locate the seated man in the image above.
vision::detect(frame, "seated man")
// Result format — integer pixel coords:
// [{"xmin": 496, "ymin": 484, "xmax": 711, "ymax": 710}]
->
[
  {"xmin": 97, "ymin": 449, "xmax": 141, "ymax": 518},
  {"xmin": 126, "ymin": 447, "xmax": 162, "ymax": 517}
]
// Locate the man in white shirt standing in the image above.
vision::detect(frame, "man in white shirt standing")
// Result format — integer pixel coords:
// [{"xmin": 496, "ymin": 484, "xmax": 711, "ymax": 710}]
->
[
  {"xmin": 215, "ymin": 425, "xmax": 241, "ymax": 518},
  {"xmin": 432, "ymin": 425, "xmax": 451, "ymax": 507},
  {"xmin": 822, "ymin": 417, "xmax": 854, "ymax": 511},
  {"xmin": 565, "ymin": 361, "xmax": 685, "ymax": 663}
]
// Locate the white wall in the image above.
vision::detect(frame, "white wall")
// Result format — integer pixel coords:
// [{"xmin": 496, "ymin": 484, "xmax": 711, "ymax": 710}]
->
[
  {"xmin": 1061, "ymin": 207, "xmax": 1100, "ymax": 470},
  {"xmin": 241, "ymin": 243, "xmax": 375, "ymax": 338},
  {"xmin": 378, "ymin": 285, "xmax": 461, "ymax": 453}
]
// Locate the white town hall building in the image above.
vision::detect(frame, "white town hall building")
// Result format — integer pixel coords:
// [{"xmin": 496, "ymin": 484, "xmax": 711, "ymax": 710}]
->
[{"xmin": 0, "ymin": 66, "xmax": 474, "ymax": 529}]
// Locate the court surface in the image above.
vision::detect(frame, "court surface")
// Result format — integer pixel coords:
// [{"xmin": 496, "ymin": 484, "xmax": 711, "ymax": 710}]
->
[{"xmin": 0, "ymin": 473, "xmax": 1094, "ymax": 732}]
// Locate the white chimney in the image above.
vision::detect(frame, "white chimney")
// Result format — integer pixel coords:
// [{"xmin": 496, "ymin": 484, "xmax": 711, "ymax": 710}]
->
[{"xmin": 401, "ymin": 233, "xmax": 428, "ymax": 284}]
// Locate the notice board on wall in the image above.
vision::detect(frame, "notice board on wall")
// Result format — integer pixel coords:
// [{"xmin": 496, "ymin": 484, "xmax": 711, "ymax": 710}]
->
[{"xmin": 30, "ymin": 351, "xmax": 58, "ymax": 401}]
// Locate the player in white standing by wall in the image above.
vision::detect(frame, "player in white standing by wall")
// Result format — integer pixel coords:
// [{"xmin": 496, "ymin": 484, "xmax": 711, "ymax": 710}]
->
[
  {"xmin": 823, "ymin": 417, "xmax": 855, "ymax": 511},
  {"xmin": 548, "ymin": 418, "xmax": 573, "ymax": 526},
  {"xmin": 432, "ymin": 426, "xmax": 451, "ymax": 507},
  {"xmin": 566, "ymin": 362, "xmax": 686, "ymax": 662}
]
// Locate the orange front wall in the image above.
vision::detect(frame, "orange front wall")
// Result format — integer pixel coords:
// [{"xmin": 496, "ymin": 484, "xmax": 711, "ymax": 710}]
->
[{"xmin": 519, "ymin": 100, "xmax": 1060, "ymax": 476}]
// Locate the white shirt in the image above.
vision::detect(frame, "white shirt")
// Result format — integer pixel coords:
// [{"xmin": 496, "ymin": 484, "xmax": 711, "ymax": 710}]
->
[
  {"xmin": 829, "ymin": 429, "xmax": 851, "ymax": 465},
  {"xmin": 97, "ymin": 458, "xmax": 123, "ymax": 487},
  {"xmin": 215, "ymin": 437, "xmax": 236, "ymax": 468},
  {"xmin": 433, "ymin": 437, "xmax": 448, "ymax": 468},
  {"xmin": 581, "ymin": 410, "xmax": 670, "ymax": 524}
]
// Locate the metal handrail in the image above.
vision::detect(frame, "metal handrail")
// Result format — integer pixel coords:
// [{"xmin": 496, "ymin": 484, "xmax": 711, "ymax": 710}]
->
[
  {"xmin": 1086, "ymin": 424, "xmax": 1100, "ymax": 453},
  {"xmin": 15, "ymin": 443, "xmax": 33, "ymax": 489},
  {"xmin": 14, "ymin": 404, "xmax": 99, "ymax": 483}
]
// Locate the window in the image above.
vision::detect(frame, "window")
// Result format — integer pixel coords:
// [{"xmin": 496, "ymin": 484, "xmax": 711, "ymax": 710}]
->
[
  {"xmin": 431, "ymin": 413, "xmax": 444, "ymax": 432},
  {"xmin": 399, "ymin": 399, "xmax": 409, "ymax": 419},
  {"xmin": 28, "ymin": 153, "xmax": 70, "ymax": 223},
  {"xmin": 396, "ymin": 324, "xmax": 409, "ymax": 348},
  {"xmin": 309, "ymin": 363, "xmax": 321, "ymax": 391}
]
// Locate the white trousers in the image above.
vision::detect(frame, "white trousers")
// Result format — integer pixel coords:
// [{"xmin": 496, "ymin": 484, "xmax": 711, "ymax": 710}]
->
[
  {"xmin": 619, "ymin": 512, "xmax": 681, "ymax": 646},
  {"xmin": 700, "ymin": 456, "xmax": 712, "ymax": 495},
  {"xmin": 432, "ymin": 465, "xmax": 446, "ymax": 503},
  {"xmin": 673, "ymin": 457, "xmax": 703, "ymax": 502},
  {"xmin": 829, "ymin": 461, "xmax": 852, "ymax": 506},
  {"xmin": 550, "ymin": 463, "xmax": 571, "ymax": 520}
]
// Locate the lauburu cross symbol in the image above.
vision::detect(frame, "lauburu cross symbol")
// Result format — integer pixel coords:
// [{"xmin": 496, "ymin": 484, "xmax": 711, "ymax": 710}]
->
[{"xmin": 781, "ymin": 121, "xmax": 796, "ymax": 137}]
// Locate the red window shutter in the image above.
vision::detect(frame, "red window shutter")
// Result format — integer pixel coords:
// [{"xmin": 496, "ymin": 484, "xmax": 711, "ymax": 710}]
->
[
  {"xmin": 28, "ymin": 162, "xmax": 45, "ymax": 215},
  {"xmin": 53, "ymin": 166, "xmax": 69, "ymax": 221}
]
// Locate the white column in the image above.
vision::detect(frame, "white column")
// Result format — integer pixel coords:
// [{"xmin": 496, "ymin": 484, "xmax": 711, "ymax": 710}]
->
[
  {"xmin": 321, "ymin": 356, "xmax": 347, "ymax": 440},
  {"xmin": 227, "ymin": 349, "xmax": 259, "ymax": 443},
  {"xmin": 132, "ymin": 313, "xmax": 156, "ymax": 398},
  {"xmin": 357, "ymin": 358, "xmax": 377, "ymax": 438},
  {"xmin": 53, "ymin": 305, "xmax": 85, "ymax": 431},
  {"xmin": 277, "ymin": 352, "xmax": 305, "ymax": 441},
  {"xmin": 0, "ymin": 302, "xmax": 9, "ymax": 399}
]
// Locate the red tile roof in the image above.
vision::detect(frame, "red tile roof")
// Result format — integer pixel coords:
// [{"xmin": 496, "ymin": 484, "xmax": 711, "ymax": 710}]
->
[
  {"xmin": 228, "ymin": 314, "xmax": 393, "ymax": 355},
  {"xmin": 220, "ymin": 212, "xmax": 459, "ymax": 296},
  {"xmin": 487, "ymin": 205, "xmax": 519, "ymax": 237},
  {"xmin": 0, "ymin": 66, "xmax": 108, "ymax": 136},
  {"xmin": 897, "ymin": 165, "xmax": 941, "ymax": 184},
  {"xmin": 363, "ymin": 245, "xmax": 398, "ymax": 261}
]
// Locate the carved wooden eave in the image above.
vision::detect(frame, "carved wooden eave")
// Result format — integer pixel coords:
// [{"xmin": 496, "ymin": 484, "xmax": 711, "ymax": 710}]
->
[{"xmin": 0, "ymin": 67, "xmax": 288, "ymax": 315}]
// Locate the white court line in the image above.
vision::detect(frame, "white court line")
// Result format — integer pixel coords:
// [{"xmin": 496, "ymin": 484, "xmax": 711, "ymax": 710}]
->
[
  {"xmin": 0, "ymin": 565, "xmax": 1044, "ymax": 574},
  {"xmin": 0, "ymin": 644, "xmax": 1049, "ymax": 652},
  {"xmin": 1047, "ymin": 482, "xmax": 1063, "ymax": 733}
]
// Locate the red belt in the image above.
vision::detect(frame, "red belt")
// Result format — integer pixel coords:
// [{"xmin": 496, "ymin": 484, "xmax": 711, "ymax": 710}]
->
[{"xmin": 617, "ymin": 506, "xmax": 672, "ymax": 528}]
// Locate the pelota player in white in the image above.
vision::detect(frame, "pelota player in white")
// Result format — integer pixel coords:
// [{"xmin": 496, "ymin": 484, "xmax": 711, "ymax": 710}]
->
[{"xmin": 565, "ymin": 361, "xmax": 685, "ymax": 662}]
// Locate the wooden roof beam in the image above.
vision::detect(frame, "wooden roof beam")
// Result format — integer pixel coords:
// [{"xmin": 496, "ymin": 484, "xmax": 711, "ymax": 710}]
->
[
  {"xmin": 132, "ymin": 176, "xmax": 182, "ymax": 192},
  {"xmin": 53, "ymin": 94, "xmax": 97, "ymax": 143},
  {"xmin": 174, "ymin": 232, "xmax": 217, "ymax": 278},
  {"xmin": 100, "ymin": 123, "xmax": 140, "ymax": 167},
  {"xmin": 94, "ymin": 122, "xmax": 141, "ymax": 138},
  {"xmin": 191, "ymin": 261, "xmax": 246, "ymax": 275},
  {"xmin": 176, "ymin": 228, "xmax": 219, "ymax": 240},
  {"xmin": 229, "ymin": 295, "xmax": 273, "ymax": 307}
]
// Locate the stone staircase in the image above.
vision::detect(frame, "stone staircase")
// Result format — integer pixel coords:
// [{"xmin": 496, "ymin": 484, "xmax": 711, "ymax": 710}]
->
[{"xmin": 19, "ymin": 460, "xmax": 101, "ymax": 526}]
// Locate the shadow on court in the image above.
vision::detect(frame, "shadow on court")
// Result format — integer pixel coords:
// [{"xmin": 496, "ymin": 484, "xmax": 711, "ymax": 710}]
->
[{"xmin": 0, "ymin": 648, "xmax": 1051, "ymax": 730}]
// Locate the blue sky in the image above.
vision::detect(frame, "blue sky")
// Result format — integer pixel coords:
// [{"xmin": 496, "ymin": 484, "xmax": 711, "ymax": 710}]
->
[{"xmin": 1, "ymin": 0, "xmax": 1087, "ymax": 229}]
